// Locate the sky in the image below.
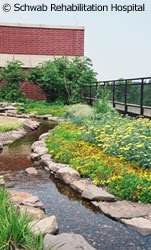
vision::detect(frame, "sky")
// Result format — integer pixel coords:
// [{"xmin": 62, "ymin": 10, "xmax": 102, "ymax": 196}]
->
[{"xmin": 0, "ymin": 0, "xmax": 151, "ymax": 80}]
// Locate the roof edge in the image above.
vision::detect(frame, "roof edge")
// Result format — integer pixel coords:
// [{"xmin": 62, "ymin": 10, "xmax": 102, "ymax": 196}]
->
[{"xmin": 0, "ymin": 22, "xmax": 85, "ymax": 30}]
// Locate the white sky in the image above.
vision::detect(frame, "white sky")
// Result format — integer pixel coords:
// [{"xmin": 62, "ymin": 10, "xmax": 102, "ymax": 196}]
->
[{"xmin": 0, "ymin": 0, "xmax": 151, "ymax": 80}]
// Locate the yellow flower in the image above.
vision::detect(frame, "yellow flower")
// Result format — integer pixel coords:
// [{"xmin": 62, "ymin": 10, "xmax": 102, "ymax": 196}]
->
[{"xmin": 136, "ymin": 144, "xmax": 144, "ymax": 148}]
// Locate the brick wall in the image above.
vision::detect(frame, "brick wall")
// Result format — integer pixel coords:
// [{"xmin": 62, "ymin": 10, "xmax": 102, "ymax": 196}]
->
[
  {"xmin": 21, "ymin": 82, "xmax": 46, "ymax": 100},
  {"xmin": 0, "ymin": 23, "xmax": 85, "ymax": 100},
  {"xmin": 0, "ymin": 24, "xmax": 84, "ymax": 56}
]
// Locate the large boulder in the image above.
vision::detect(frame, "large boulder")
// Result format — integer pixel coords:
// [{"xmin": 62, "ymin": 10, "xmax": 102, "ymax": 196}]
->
[
  {"xmin": 56, "ymin": 167, "xmax": 80, "ymax": 185},
  {"xmin": 81, "ymin": 185, "xmax": 115, "ymax": 202},
  {"xmin": 44, "ymin": 233, "xmax": 96, "ymax": 250},
  {"xmin": 30, "ymin": 216, "xmax": 58, "ymax": 236}
]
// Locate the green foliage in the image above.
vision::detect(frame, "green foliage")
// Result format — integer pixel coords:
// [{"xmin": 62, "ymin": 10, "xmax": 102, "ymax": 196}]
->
[
  {"xmin": 0, "ymin": 121, "xmax": 23, "ymax": 133},
  {"xmin": 94, "ymin": 85, "xmax": 116, "ymax": 116},
  {"xmin": 22, "ymin": 100, "xmax": 66, "ymax": 117},
  {"xmin": 65, "ymin": 104, "xmax": 94, "ymax": 124},
  {"xmin": 81, "ymin": 112, "xmax": 151, "ymax": 169},
  {"xmin": 0, "ymin": 61, "xmax": 25, "ymax": 102},
  {"xmin": 27, "ymin": 57, "xmax": 97, "ymax": 104},
  {"xmin": 108, "ymin": 173, "xmax": 151, "ymax": 203},
  {"xmin": 0, "ymin": 188, "xmax": 45, "ymax": 250},
  {"xmin": 46, "ymin": 123, "xmax": 151, "ymax": 203}
]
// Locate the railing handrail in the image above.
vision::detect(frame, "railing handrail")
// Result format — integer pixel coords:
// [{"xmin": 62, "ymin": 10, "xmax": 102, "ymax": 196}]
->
[
  {"xmin": 83, "ymin": 76, "xmax": 151, "ymax": 86},
  {"xmin": 98, "ymin": 76, "xmax": 151, "ymax": 83},
  {"xmin": 83, "ymin": 76, "xmax": 151, "ymax": 117}
]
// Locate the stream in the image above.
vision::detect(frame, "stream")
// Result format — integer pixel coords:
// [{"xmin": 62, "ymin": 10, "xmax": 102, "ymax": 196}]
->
[{"xmin": 0, "ymin": 120, "xmax": 151, "ymax": 250}]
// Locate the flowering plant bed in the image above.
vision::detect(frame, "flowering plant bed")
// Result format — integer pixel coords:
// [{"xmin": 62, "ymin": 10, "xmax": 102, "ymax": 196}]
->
[{"xmin": 46, "ymin": 122, "xmax": 151, "ymax": 204}]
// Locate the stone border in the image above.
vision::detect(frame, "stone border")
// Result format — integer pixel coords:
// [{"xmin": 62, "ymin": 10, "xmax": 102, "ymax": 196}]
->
[
  {"xmin": 0, "ymin": 105, "xmax": 64, "ymax": 150},
  {"xmin": 0, "ymin": 115, "xmax": 40, "ymax": 149},
  {"xmin": 30, "ymin": 131, "xmax": 151, "ymax": 235}
]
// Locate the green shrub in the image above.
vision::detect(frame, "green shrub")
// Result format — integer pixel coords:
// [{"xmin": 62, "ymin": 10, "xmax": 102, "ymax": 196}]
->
[
  {"xmin": 65, "ymin": 104, "xmax": 94, "ymax": 124},
  {"xmin": 27, "ymin": 57, "xmax": 97, "ymax": 104},
  {"xmin": 0, "ymin": 61, "xmax": 26, "ymax": 102}
]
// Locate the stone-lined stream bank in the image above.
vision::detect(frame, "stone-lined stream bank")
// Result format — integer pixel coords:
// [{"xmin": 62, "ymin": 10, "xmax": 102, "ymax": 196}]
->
[{"xmin": 0, "ymin": 113, "xmax": 151, "ymax": 249}]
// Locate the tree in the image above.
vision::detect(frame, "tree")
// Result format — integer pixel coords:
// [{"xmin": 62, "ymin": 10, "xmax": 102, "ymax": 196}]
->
[
  {"xmin": 27, "ymin": 57, "xmax": 97, "ymax": 103},
  {"xmin": 0, "ymin": 61, "xmax": 25, "ymax": 102}
]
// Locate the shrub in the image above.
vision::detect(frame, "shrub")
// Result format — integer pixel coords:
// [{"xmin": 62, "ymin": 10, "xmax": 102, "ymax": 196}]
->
[
  {"xmin": 0, "ymin": 61, "xmax": 25, "ymax": 102},
  {"xmin": 27, "ymin": 57, "xmax": 97, "ymax": 104},
  {"xmin": 93, "ymin": 86, "xmax": 115, "ymax": 115},
  {"xmin": 65, "ymin": 104, "xmax": 94, "ymax": 124}
]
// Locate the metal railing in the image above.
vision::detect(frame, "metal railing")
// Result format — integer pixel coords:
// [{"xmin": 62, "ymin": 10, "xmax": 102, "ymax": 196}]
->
[{"xmin": 83, "ymin": 77, "xmax": 151, "ymax": 117}]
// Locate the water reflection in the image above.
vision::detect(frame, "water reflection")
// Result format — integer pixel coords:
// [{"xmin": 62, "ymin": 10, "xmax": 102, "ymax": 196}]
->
[{"xmin": 0, "ymin": 120, "xmax": 56, "ymax": 171}]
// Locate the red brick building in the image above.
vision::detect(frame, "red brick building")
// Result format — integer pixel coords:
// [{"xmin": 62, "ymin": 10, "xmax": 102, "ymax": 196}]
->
[{"xmin": 0, "ymin": 23, "xmax": 85, "ymax": 99}]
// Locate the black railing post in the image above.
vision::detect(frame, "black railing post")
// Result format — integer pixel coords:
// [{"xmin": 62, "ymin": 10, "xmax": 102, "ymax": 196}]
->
[
  {"xmin": 113, "ymin": 81, "xmax": 115, "ymax": 107},
  {"xmin": 124, "ymin": 79, "xmax": 128, "ymax": 112},
  {"xmin": 89, "ymin": 82, "xmax": 92, "ymax": 106},
  {"xmin": 95, "ymin": 81, "xmax": 98, "ymax": 99},
  {"xmin": 140, "ymin": 78, "xmax": 144, "ymax": 115}
]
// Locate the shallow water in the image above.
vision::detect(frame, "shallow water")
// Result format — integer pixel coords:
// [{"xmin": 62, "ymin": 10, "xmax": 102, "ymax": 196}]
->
[{"xmin": 0, "ymin": 120, "xmax": 151, "ymax": 250}]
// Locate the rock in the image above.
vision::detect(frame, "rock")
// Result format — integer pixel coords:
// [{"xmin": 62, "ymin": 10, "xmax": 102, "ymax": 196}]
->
[
  {"xmin": 9, "ymin": 190, "xmax": 45, "ymax": 210},
  {"xmin": 40, "ymin": 156, "xmax": 67, "ymax": 173},
  {"xmin": 34, "ymin": 146, "xmax": 48, "ymax": 155},
  {"xmin": 70, "ymin": 179, "xmax": 91, "ymax": 194},
  {"xmin": 25, "ymin": 167, "xmax": 38, "ymax": 175},
  {"xmin": 56, "ymin": 167, "xmax": 80, "ymax": 185},
  {"xmin": 5, "ymin": 106, "xmax": 16, "ymax": 110},
  {"xmin": 9, "ymin": 190, "xmax": 33, "ymax": 203},
  {"xmin": 48, "ymin": 117, "xmax": 65, "ymax": 122},
  {"xmin": 30, "ymin": 216, "xmax": 58, "ymax": 235},
  {"xmin": 20, "ymin": 195, "xmax": 45, "ymax": 211},
  {"xmin": 121, "ymin": 217, "xmax": 151, "ymax": 234},
  {"xmin": 16, "ymin": 114, "xmax": 30, "ymax": 119},
  {"xmin": 18, "ymin": 205, "xmax": 45, "ymax": 220},
  {"xmin": 47, "ymin": 162, "xmax": 65, "ymax": 173},
  {"xmin": 92, "ymin": 201, "xmax": 151, "ymax": 220},
  {"xmin": 30, "ymin": 153, "xmax": 41, "ymax": 161},
  {"xmin": 31, "ymin": 141, "xmax": 46, "ymax": 151},
  {"xmin": 0, "ymin": 176, "xmax": 5, "ymax": 186},
  {"xmin": 44, "ymin": 233, "xmax": 96, "ymax": 250},
  {"xmin": 39, "ymin": 132, "xmax": 50, "ymax": 141},
  {"xmin": 5, "ymin": 181, "xmax": 15, "ymax": 188},
  {"xmin": 41, "ymin": 154, "xmax": 52, "ymax": 162},
  {"xmin": 81, "ymin": 185, "xmax": 115, "ymax": 202},
  {"xmin": 0, "ymin": 142, "xmax": 3, "ymax": 150},
  {"xmin": 23, "ymin": 120, "xmax": 39, "ymax": 130},
  {"xmin": 41, "ymin": 115, "xmax": 52, "ymax": 120}
]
